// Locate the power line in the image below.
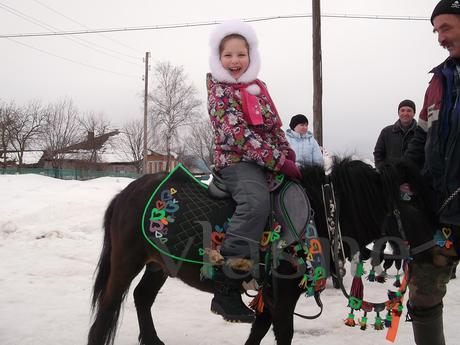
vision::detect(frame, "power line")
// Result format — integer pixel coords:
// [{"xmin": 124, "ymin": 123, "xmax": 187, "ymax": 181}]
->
[
  {"xmin": 6, "ymin": 37, "xmax": 138, "ymax": 78},
  {"xmin": 0, "ymin": 2, "xmax": 139, "ymax": 65},
  {"xmin": 0, "ymin": 13, "xmax": 430, "ymax": 39},
  {"xmin": 32, "ymin": 0, "xmax": 141, "ymax": 56}
]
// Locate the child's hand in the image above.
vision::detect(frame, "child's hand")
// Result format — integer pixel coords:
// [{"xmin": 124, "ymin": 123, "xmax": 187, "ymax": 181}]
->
[
  {"xmin": 280, "ymin": 159, "xmax": 301, "ymax": 179},
  {"xmin": 286, "ymin": 148, "xmax": 296, "ymax": 162}
]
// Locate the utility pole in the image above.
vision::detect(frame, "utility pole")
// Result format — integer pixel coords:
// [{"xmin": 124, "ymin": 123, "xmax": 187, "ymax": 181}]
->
[
  {"xmin": 312, "ymin": 0, "xmax": 323, "ymax": 146},
  {"xmin": 143, "ymin": 52, "xmax": 150, "ymax": 174}
]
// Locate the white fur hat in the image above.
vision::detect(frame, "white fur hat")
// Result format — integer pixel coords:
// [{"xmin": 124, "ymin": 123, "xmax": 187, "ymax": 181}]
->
[{"xmin": 209, "ymin": 20, "xmax": 261, "ymax": 84}]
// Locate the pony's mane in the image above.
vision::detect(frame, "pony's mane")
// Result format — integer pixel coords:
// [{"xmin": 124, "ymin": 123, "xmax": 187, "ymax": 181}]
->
[
  {"xmin": 324, "ymin": 156, "xmax": 435, "ymax": 254},
  {"xmin": 327, "ymin": 156, "xmax": 385, "ymax": 248}
]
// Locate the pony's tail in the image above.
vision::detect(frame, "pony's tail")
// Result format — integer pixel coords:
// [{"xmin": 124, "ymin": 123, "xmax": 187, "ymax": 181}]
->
[{"xmin": 91, "ymin": 195, "xmax": 116, "ymax": 311}]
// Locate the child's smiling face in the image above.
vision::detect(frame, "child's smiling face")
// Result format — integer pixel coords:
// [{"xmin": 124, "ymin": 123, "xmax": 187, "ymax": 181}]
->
[{"xmin": 219, "ymin": 37, "xmax": 249, "ymax": 80}]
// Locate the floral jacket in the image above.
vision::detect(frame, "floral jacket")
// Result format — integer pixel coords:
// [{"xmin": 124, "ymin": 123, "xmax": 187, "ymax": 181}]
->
[{"xmin": 207, "ymin": 73, "xmax": 290, "ymax": 172}]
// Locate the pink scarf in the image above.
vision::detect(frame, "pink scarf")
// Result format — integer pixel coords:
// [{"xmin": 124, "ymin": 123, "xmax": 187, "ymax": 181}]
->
[{"xmin": 236, "ymin": 80, "xmax": 282, "ymax": 126}]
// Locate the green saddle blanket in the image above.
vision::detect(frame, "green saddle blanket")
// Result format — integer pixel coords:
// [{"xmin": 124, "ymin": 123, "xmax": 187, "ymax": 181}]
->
[{"xmin": 142, "ymin": 164, "xmax": 234, "ymax": 264}]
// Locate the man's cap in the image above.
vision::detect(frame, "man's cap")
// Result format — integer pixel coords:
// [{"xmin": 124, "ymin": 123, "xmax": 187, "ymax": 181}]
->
[
  {"xmin": 431, "ymin": 0, "xmax": 460, "ymax": 24},
  {"xmin": 398, "ymin": 99, "xmax": 416, "ymax": 113}
]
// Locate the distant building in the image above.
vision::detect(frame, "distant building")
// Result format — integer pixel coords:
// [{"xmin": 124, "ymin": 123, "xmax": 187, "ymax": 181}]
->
[
  {"xmin": 37, "ymin": 130, "xmax": 142, "ymax": 173},
  {"xmin": 0, "ymin": 152, "xmax": 17, "ymax": 168},
  {"xmin": 4, "ymin": 131, "xmax": 185, "ymax": 177},
  {"xmin": 145, "ymin": 150, "xmax": 179, "ymax": 174}
]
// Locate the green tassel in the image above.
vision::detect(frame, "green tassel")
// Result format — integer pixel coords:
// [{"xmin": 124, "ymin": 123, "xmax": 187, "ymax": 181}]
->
[
  {"xmin": 394, "ymin": 273, "xmax": 401, "ymax": 287},
  {"xmin": 367, "ymin": 268, "xmax": 376, "ymax": 282},
  {"xmin": 359, "ymin": 312, "xmax": 368, "ymax": 331},
  {"xmin": 396, "ymin": 304, "xmax": 404, "ymax": 316},
  {"xmin": 385, "ymin": 312, "xmax": 393, "ymax": 328},
  {"xmin": 356, "ymin": 261, "xmax": 364, "ymax": 276},
  {"xmin": 200, "ymin": 265, "xmax": 214, "ymax": 280},
  {"xmin": 374, "ymin": 313, "xmax": 384, "ymax": 330}
]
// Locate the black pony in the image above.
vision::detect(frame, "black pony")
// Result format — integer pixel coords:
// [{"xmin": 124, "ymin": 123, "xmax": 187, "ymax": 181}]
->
[{"xmin": 87, "ymin": 157, "xmax": 436, "ymax": 345}]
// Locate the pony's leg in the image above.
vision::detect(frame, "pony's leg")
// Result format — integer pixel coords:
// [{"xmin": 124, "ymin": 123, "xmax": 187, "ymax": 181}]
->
[
  {"xmin": 244, "ymin": 306, "xmax": 272, "ymax": 345},
  {"xmin": 134, "ymin": 263, "xmax": 168, "ymax": 345},
  {"xmin": 271, "ymin": 278, "xmax": 302, "ymax": 345},
  {"xmin": 88, "ymin": 251, "xmax": 145, "ymax": 345}
]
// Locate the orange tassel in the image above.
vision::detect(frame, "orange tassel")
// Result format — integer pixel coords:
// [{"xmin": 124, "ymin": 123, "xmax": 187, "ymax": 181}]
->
[
  {"xmin": 249, "ymin": 289, "xmax": 264, "ymax": 314},
  {"xmin": 344, "ymin": 312, "xmax": 356, "ymax": 327}
]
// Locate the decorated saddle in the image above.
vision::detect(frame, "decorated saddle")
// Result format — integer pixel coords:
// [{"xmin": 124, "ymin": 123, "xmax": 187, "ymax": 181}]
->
[{"xmin": 141, "ymin": 164, "xmax": 326, "ymax": 295}]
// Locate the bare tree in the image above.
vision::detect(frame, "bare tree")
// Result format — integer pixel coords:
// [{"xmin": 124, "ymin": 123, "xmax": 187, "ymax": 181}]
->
[
  {"xmin": 40, "ymin": 98, "xmax": 82, "ymax": 172},
  {"xmin": 0, "ymin": 101, "xmax": 17, "ymax": 169},
  {"xmin": 79, "ymin": 111, "xmax": 112, "ymax": 162},
  {"xmin": 185, "ymin": 118, "xmax": 215, "ymax": 171},
  {"xmin": 149, "ymin": 61, "xmax": 202, "ymax": 171},
  {"xmin": 148, "ymin": 116, "xmax": 163, "ymax": 154},
  {"xmin": 9, "ymin": 100, "xmax": 46, "ymax": 170},
  {"xmin": 117, "ymin": 118, "xmax": 144, "ymax": 173},
  {"xmin": 79, "ymin": 111, "xmax": 112, "ymax": 136}
]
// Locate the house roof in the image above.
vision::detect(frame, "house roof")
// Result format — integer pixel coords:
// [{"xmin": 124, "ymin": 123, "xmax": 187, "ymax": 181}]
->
[
  {"xmin": 22, "ymin": 151, "xmax": 44, "ymax": 164},
  {"xmin": 58, "ymin": 130, "xmax": 119, "ymax": 153},
  {"xmin": 1, "ymin": 151, "xmax": 43, "ymax": 165},
  {"xmin": 147, "ymin": 149, "xmax": 177, "ymax": 159}
]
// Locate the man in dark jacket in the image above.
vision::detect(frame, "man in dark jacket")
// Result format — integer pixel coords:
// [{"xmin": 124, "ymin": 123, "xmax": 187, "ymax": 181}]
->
[
  {"xmin": 403, "ymin": 1, "xmax": 460, "ymax": 344},
  {"xmin": 373, "ymin": 99, "xmax": 417, "ymax": 169}
]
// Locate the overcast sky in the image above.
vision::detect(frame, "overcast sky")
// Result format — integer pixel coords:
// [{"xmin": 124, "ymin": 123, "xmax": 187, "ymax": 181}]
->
[{"xmin": 0, "ymin": 0, "xmax": 446, "ymax": 158}]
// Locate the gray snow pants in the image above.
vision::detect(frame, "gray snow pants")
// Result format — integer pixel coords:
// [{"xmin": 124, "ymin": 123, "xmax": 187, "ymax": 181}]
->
[{"xmin": 218, "ymin": 162, "xmax": 270, "ymax": 259}]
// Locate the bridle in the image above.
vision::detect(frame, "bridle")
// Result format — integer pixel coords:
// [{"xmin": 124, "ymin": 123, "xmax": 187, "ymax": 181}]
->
[{"xmin": 321, "ymin": 179, "xmax": 348, "ymax": 297}]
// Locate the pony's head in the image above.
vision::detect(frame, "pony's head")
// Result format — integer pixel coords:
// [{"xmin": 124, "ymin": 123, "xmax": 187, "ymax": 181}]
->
[{"xmin": 297, "ymin": 156, "xmax": 436, "ymax": 261}]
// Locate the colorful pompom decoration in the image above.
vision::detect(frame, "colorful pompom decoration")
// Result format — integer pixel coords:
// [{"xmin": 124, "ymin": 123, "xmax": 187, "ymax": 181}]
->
[{"xmin": 344, "ymin": 311, "xmax": 356, "ymax": 327}]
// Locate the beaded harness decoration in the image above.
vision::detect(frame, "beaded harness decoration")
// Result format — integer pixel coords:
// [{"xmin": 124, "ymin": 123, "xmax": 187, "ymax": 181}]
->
[{"xmin": 322, "ymin": 180, "xmax": 411, "ymax": 342}]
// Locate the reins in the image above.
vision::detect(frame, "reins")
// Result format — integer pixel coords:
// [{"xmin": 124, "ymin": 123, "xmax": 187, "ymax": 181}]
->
[{"xmin": 293, "ymin": 293, "xmax": 324, "ymax": 319}]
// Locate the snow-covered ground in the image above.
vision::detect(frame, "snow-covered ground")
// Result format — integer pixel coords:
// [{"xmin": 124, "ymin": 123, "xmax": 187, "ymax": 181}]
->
[{"xmin": 0, "ymin": 174, "xmax": 458, "ymax": 345}]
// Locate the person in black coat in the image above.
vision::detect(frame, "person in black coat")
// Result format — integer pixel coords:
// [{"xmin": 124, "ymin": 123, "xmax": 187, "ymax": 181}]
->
[{"xmin": 373, "ymin": 99, "xmax": 417, "ymax": 170}]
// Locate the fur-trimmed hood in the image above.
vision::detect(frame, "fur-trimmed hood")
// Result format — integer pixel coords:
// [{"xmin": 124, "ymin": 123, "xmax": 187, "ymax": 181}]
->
[{"xmin": 209, "ymin": 20, "xmax": 261, "ymax": 84}]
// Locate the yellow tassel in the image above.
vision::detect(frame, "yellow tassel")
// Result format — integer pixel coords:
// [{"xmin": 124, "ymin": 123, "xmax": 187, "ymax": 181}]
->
[{"xmin": 299, "ymin": 274, "xmax": 309, "ymax": 289}]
